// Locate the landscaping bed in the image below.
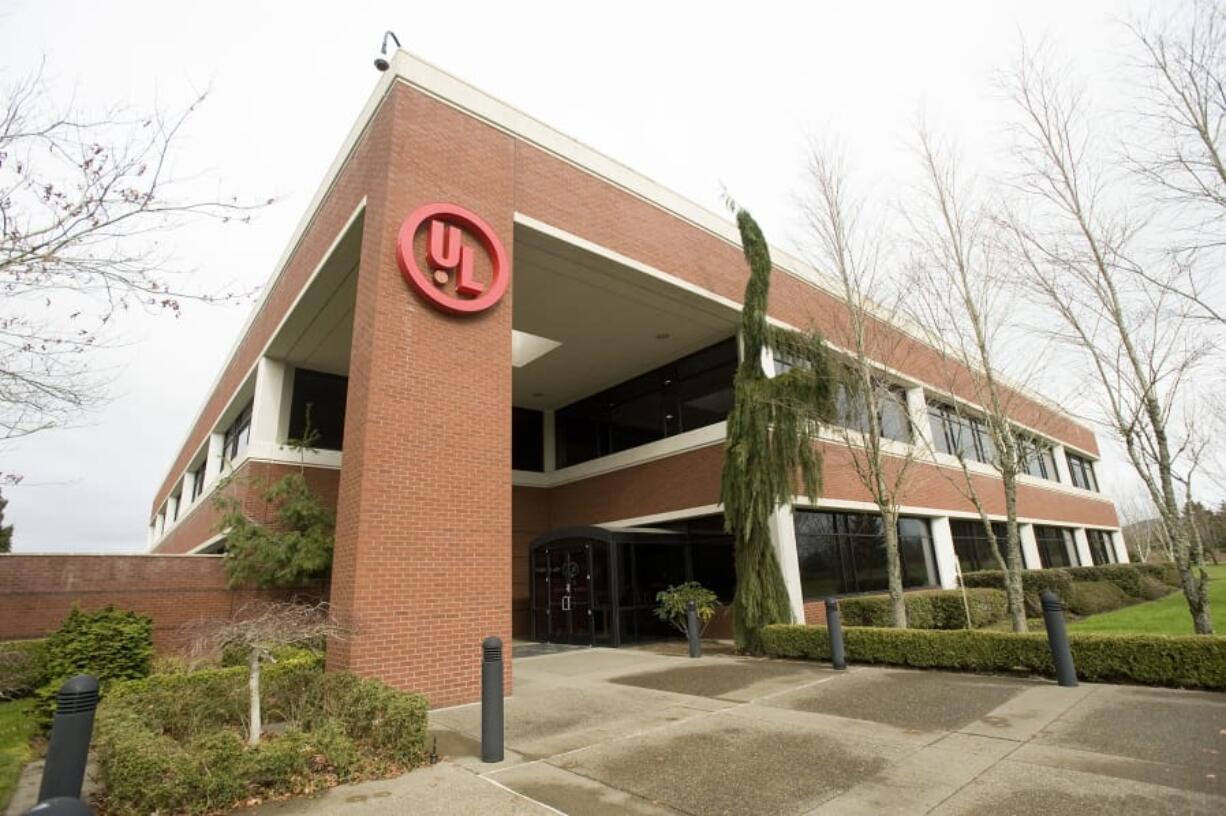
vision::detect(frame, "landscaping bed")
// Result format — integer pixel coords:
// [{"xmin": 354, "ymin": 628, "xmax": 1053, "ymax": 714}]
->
[
  {"xmin": 1069, "ymin": 564, "xmax": 1226, "ymax": 635},
  {"xmin": 95, "ymin": 653, "xmax": 429, "ymax": 815},
  {"xmin": 761, "ymin": 623, "xmax": 1226, "ymax": 689},
  {"xmin": 960, "ymin": 562, "xmax": 1180, "ymax": 617}
]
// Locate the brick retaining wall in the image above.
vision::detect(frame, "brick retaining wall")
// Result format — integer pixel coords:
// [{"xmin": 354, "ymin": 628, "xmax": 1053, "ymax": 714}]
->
[{"xmin": 0, "ymin": 554, "xmax": 320, "ymax": 649}]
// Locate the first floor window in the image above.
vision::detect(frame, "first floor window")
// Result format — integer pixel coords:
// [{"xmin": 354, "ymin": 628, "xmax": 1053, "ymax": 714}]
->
[
  {"xmin": 950, "ymin": 519, "xmax": 1007, "ymax": 574},
  {"xmin": 1086, "ymin": 529, "xmax": 1115, "ymax": 565},
  {"xmin": 794, "ymin": 509, "xmax": 938, "ymax": 598},
  {"xmin": 1034, "ymin": 525, "xmax": 1077, "ymax": 568},
  {"xmin": 222, "ymin": 402, "xmax": 253, "ymax": 464}
]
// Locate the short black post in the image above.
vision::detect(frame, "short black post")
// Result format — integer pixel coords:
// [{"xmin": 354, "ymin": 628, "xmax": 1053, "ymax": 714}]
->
[
  {"xmin": 1041, "ymin": 591, "xmax": 1078, "ymax": 687},
  {"xmin": 825, "ymin": 598, "xmax": 847, "ymax": 670},
  {"xmin": 686, "ymin": 600, "xmax": 702, "ymax": 658},
  {"xmin": 25, "ymin": 797, "xmax": 93, "ymax": 816},
  {"xmin": 38, "ymin": 675, "xmax": 99, "ymax": 802},
  {"xmin": 481, "ymin": 636, "xmax": 504, "ymax": 763}
]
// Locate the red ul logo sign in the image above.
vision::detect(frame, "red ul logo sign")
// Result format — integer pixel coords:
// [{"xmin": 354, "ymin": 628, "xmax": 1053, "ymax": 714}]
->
[{"xmin": 396, "ymin": 203, "xmax": 509, "ymax": 315}]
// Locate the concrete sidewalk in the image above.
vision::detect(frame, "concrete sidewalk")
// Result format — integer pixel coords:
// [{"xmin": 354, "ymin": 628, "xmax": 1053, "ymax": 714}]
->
[{"xmin": 262, "ymin": 647, "xmax": 1226, "ymax": 815}]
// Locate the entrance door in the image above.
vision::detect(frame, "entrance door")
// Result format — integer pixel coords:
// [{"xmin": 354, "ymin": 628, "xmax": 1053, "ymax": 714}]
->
[{"xmin": 531, "ymin": 541, "xmax": 593, "ymax": 645}]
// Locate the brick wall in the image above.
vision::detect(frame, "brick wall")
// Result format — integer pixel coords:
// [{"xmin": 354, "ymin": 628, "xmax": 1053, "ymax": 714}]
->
[{"xmin": 0, "ymin": 554, "xmax": 318, "ymax": 650}]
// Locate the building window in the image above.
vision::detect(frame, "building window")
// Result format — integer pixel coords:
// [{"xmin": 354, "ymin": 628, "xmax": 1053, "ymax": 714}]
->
[
  {"xmin": 288, "ymin": 369, "xmax": 347, "ymax": 451},
  {"xmin": 512, "ymin": 407, "xmax": 544, "ymax": 472},
  {"xmin": 793, "ymin": 509, "xmax": 938, "ymax": 598},
  {"xmin": 222, "ymin": 402, "xmax": 253, "ymax": 464},
  {"xmin": 950, "ymin": 519, "xmax": 1007, "ymax": 574},
  {"xmin": 189, "ymin": 465, "xmax": 205, "ymax": 502},
  {"xmin": 835, "ymin": 382, "xmax": 912, "ymax": 443},
  {"xmin": 1066, "ymin": 452, "xmax": 1099, "ymax": 492},
  {"xmin": 1034, "ymin": 525, "xmax": 1078, "ymax": 568},
  {"xmin": 555, "ymin": 338, "xmax": 736, "ymax": 468},
  {"xmin": 927, "ymin": 402, "xmax": 996, "ymax": 465},
  {"xmin": 1021, "ymin": 438, "xmax": 1060, "ymax": 482},
  {"xmin": 1086, "ymin": 529, "xmax": 1115, "ymax": 565}
]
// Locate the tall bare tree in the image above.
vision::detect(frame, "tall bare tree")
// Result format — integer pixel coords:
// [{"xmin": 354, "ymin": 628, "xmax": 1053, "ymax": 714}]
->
[
  {"xmin": 1002, "ymin": 42, "xmax": 1216, "ymax": 633},
  {"xmin": 0, "ymin": 67, "xmax": 268, "ymax": 457},
  {"xmin": 802, "ymin": 146, "xmax": 917, "ymax": 628},
  {"xmin": 906, "ymin": 127, "xmax": 1046, "ymax": 633}
]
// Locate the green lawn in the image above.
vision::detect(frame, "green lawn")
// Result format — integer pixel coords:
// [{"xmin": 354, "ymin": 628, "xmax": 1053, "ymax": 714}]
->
[
  {"xmin": 1069, "ymin": 564, "xmax": 1226, "ymax": 635},
  {"xmin": 0, "ymin": 699, "xmax": 38, "ymax": 812}
]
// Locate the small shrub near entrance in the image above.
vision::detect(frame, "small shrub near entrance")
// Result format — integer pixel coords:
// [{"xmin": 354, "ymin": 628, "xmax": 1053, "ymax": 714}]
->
[
  {"xmin": 839, "ymin": 588, "xmax": 1007, "ymax": 630},
  {"xmin": 760, "ymin": 624, "xmax": 1226, "ymax": 689},
  {"xmin": 95, "ymin": 653, "xmax": 429, "ymax": 815}
]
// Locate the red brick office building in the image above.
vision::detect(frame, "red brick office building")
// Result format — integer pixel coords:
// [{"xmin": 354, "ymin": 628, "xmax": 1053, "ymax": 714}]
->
[{"xmin": 148, "ymin": 51, "xmax": 1122, "ymax": 707}]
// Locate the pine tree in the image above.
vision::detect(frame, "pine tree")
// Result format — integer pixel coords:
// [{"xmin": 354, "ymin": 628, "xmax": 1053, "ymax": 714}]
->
[
  {"xmin": 722, "ymin": 207, "xmax": 836, "ymax": 653},
  {"xmin": 0, "ymin": 488, "xmax": 12, "ymax": 553}
]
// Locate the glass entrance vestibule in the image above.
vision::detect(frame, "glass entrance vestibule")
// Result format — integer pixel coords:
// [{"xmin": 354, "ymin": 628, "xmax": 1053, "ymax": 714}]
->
[{"xmin": 528, "ymin": 523, "xmax": 734, "ymax": 647}]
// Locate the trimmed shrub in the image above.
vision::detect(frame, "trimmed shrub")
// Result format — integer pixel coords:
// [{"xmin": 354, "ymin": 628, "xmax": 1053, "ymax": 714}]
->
[
  {"xmin": 839, "ymin": 589, "xmax": 1008, "ymax": 630},
  {"xmin": 761, "ymin": 624, "xmax": 1226, "ymax": 689},
  {"xmin": 0, "ymin": 639, "xmax": 47, "ymax": 700},
  {"xmin": 1138, "ymin": 575, "xmax": 1175, "ymax": 601},
  {"xmin": 37, "ymin": 607, "xmax": 152, "ymax": 718},
  {"xmin": 1063, "ymin": 581, "xmax": 1130, "ymax": 616}
]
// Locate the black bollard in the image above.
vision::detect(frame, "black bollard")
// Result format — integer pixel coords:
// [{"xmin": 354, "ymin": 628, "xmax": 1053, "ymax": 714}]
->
[
  {"xmin": 825, "ymin": 598, "xmax": 847, "ymax": 670},
  {"xmin": 38, "ymin": 675, "xmax": 99, "ymax": 802},
  {"xmin": 25, "ymin": 797, "xmax": 93, "ymax": 816},
  {"xmin": 481, "ymin": 636, "xmax": 504, "ymax": 763},
  {"xmin": 686, "ymin": 600, "xmax": 702, "ymax": 658},
  {"xmin": 1041, "ymin": 591, "xmax": 1078, "ymax": 687}
]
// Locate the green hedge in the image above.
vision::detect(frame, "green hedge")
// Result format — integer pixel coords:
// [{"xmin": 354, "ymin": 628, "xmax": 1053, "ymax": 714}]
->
[
  {"xmin": 839, "ymin": 589, "xmax": 1007, "ymax": 629},
  {"xmin": 37, "ymin": 607, "xmax": 152, "ymax": 719},
  {"xmin": 961, "ymin": 562, "xmax": 1178, "ymax": 616},
  {"xmin": 0, "ymin": 640, "xmax": 47, "ymax": 700},
  {"xmin": 1063, "ymin": 581, "xmax": 1130, "ymax": 616},
  {"xmin": 96, "ymin": 655, "xmax": 429, "ymax": 815},
  {"xmin": 761, "ymin": 624, "xmax": 1226, "ymax": 689}
]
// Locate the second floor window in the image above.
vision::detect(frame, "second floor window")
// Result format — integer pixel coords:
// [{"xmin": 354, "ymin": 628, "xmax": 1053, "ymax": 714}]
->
[
  {"xmin": 1067, "ymin": 452, "xmax": 1099, "ymax": 492},
  {"xmin": 189, "ymin": 466, "xmax": 205, "ymax": 502},
  {"xmin": 928, "ymin": 402, "xmax": 996, "ymax": 465},
  {"xmin": 223, "ymin": 402, "xmax": 253, "ymax": 464},
  {"xmin": 1021, "ymin": 438, "xmax": 1060, "ymax": 482}
]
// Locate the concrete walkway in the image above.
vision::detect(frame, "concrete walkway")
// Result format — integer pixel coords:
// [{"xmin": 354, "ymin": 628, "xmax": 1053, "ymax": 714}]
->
[{"xmin": 260, "ymin": 646, "xmax": 1226, "ymax": 815}]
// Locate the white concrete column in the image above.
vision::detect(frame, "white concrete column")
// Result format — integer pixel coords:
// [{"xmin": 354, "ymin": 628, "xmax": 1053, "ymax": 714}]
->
[
  {"xmin": 906, "ymin": 387, "xmax": 933, "ymax": 453},
  {"xmin": 1051, "ymin": 444, "xmax": 1072, "ymax": 485},
  {"xmin": 154, "ymin": 511, "xmax": 166, "ymax": 540},
  {"xmin": 1073, "ymin": 527, "xmax": 1093, "ymax": 567},
  {"xmin": 1020, "ymin": 523, "xmax": 1040, "ymax": 570},
  {"xmin": 251, "ymin": 357, "xmax": 289, "ymax": 445},
  {"xmin": 182, "ymin": 469, "xmax": 198, "ymax": 510},
  {"xmin": 543, "ymin": 409, "xmax": 556, "ymax": 472},
  {"xmin": 205, "ymin": 431, "xmax": 225, "ymax": 484},
  {"xmin": 929, "ymin": 516, "xmax": 959, "ymax": 589},
  {"xmin": 1111, "ymin": 530, "xmax": 1130, "ymax": 563},
  {"xmin": 769, "ymin": 503, "xmax": 806, "ymax": 623}
]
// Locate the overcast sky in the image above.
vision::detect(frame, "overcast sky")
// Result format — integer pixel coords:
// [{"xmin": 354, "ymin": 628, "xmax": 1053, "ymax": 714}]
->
[{"xmin": 1, "ymin": 0, "xmax": 1173, "ymax": 553}]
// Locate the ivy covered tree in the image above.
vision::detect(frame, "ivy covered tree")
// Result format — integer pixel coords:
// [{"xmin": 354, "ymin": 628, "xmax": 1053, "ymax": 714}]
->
[
  {"xmin": 721, "ymin": 206, "xmax": 837, "ymax": 653},
  {"xmin": 0, "ymin": 488, "xmax": 11, "ymax": 552}
]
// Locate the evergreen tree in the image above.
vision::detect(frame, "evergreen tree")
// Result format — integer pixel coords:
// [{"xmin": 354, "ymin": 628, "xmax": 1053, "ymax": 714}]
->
[
  {"xmin": 722, "ymin": 207, "xmax": 837, "ymax": 653},
  {"xmin": 0, "ymin": 488, "xmax": 12, "ymax": 553}
]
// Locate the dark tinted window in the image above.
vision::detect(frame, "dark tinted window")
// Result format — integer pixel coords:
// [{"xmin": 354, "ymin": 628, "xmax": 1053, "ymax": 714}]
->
[
  {"xmin": 1086, "ymin": 529, "xmax": 1115, "ymax": 565},
  {"xmin": 1067, "ymin": 453, "xmax": 1099, "ymax": 492},
  {"xmin": 950, "ymin": 519, "xmax": 1008, "ymax": 574},
  {"xmin": 512, "ymin": 407, "xmax": 544, "ymax": 472},
  {"xmin": 289, "ymin": 369, "xmax": 348, "ymax": 451},
  {"xmin": 794, "ymin": 510, "xmax": 937, "ymax": 597},
  {"xmin": 223, "ymin": 402, "xmax": 252, "ymax": 463},
  {"xmin": 555, "ymin": 338, "xmax": 736, "ymax": 467},
  {"xmin": 1034, "ymin": 525, "xmax": 1076, "ymax": 568}
]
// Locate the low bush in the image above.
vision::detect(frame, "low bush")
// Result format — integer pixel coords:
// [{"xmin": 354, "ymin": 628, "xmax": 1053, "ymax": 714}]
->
[
  {"xmin": 962, "ymin": 562, "xmax": 1180, "ymax": 618},
  {"xmin": 0, "ymin": 640, "xmax": 46, "ymax": 701},
  {"xmin": 1063, "ymin": 581, "xmax": 1130, "ymax": 616},
  {"xmin": 1138, "ymin": 575, "xmax": 1175, "ymax": 601},
  {"xmin": 37, "ymin": 607, "xmax": 152, "ymax": 719},
  {"xmin": 761, "ymin": 624, "xmax": 1226, "ymax": 689},
  {"xmin": 839, "ymin": 589, "xmax": 1007, "ymax": 630},
  {"xmin": 95, "ymin": 654, "xmax": 428, "ymax": 815}
]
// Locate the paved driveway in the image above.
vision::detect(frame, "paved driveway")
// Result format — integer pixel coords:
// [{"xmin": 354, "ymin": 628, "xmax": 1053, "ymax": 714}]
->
[{"xmin": 262, "ymin": 646, "xmax": 1226, "ymax": 816}]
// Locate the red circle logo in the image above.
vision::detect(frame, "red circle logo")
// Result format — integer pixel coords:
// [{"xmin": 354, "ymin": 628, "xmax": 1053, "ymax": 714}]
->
[{"xmin": 396, "ymin": 203, "xmax": 509, "ymax": 315}]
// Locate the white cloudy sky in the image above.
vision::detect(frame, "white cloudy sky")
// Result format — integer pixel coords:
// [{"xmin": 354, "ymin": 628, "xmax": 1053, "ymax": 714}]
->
[{"xmin": 1, "ymin": 0, "xmax": 1191, "ymax": 553}]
